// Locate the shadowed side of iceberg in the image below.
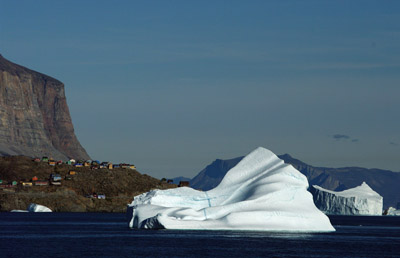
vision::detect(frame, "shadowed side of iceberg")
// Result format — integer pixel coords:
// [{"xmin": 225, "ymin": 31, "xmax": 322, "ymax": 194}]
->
[{"xmin": 127, "ymin": 147, "xmax": 335, "ymax": 232}]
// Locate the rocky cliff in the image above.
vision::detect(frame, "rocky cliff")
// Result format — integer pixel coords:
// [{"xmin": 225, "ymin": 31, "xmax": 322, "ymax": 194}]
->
[{"xmin": 0, "ymin": 54, "xmax": 90, "ymax": 160}]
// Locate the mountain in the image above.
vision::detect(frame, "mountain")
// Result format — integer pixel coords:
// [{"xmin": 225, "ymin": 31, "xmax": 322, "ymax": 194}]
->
[
  {"xmin": 189, "ymin": 156, "xmax": 243, "ymax": 191},
  {"xmin": 188, "ymin": 152, "xmax": 400, "ymax": 209},
  {"xmin": 0, "ymin": 54, "xmax": 90, "ymax": 160}
]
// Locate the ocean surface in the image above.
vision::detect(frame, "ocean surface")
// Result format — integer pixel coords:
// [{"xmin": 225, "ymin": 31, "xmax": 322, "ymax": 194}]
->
[{"xmin": 0, "ymin": 213, "xmax": 399, "ymax": 258}]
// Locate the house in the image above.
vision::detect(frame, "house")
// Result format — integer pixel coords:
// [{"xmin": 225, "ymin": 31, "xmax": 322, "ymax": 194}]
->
[
  {"xmin": 56, "ymin": 160, "xmax": 63, "ymax": 165},
  {"xmin": 97, "ymin": 194, "xmax": 106, "ymax": 199},
  {"xmin": 74, "ymin": 163, "xmax": 83, "ymax": 168},
  {"xmin": 11, "ymin": 181, "xmax": 17, "ymax": 186},
  {"xmin": 35, "ymin": 181, "xmax": 48, "ymax": 186},
  {"xmin": 51, "ymin": 181, "xmax": 61, "ymax": 186},
  {"xmin": 113, "ymin": 164, "xmax": 120, "ymax": 169},
  {"xmin": 100, "ymin": 162, "xmax": 112, "ymax": 169},
  {"xmin": 51, "ymin": 174, "xmax": 62, "ymax": 182},
  {"xmin": 120, "ymin": 163, "xmax": 130, "ymax": 169},
  {"xmin": 42, "ymin": 156, "xmax": 49, "ymax": 162},
  {"xmin": 66, "ymin": 159, "xmax": 76, "ymax": 165},
  {"xmin": 33, "ymin": 158, "xmax": 41, "ymax": 162},
  {"xmin": 178, "ymin": 181, "xmax": 190, "ymax": 187},
  {"xmin": 84, "ymin": 161, "xmax": 91, "ymax": 167},
  {"xmin": 22, "ymin": 182, "xmax": 33, "ymax": 187},
  {"xmin": 69, "ymin": 171, "xmax": 76, "ymax": 175},
  {"xmin": 48, "ymin": 160, "xmax": 56, "ymax": 166},
  {"xmin": 129, "ymin": 165, "xmax": 136, "ymax": 170},
  {"xmin": 167, "ymin": 179, "xmax": 173, "ymax": 184},
  {"xmin": 32, "ymin": 176, "xmax": 38, "ymax": 181}
]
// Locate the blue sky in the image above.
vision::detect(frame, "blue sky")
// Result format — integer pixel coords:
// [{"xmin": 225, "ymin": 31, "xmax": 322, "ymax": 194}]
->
[{"xmin": 1, "ymin": 0, "xmax": 400, "ymax": 178}]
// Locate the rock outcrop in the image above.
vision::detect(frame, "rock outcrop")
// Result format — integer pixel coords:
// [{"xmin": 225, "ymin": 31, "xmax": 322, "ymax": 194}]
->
[{"xmin": 0, "ymin": 54, "xmax": 89, "ymax": 160}]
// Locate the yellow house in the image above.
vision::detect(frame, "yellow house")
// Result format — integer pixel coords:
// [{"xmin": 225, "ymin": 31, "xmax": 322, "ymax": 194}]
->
[
  {"xmin": 107, "ymin": 163, "xmax": 113, "ymax": 170},
  {"xmin": 69, "ymin": 171, "xmax": 77, "ymax": 175},
  {"xmin": 129, "ymin": 165, "xmax": 136, "ymax": 170},
  {"xmin": 22, "ymin": 182, "xmax": 33, "ymax": 187}
]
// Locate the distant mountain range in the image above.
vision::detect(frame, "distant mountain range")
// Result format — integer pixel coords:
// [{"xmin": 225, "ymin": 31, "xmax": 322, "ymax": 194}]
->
[{"xmin": 174, "ymin": 153, "xmax": 400, "ymax": 209}]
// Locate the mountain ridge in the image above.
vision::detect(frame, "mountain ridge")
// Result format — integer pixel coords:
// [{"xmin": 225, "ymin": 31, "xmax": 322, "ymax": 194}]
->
[{"xmin": 180, "ymin": 151, "xmax": 399, "ymax": 208}]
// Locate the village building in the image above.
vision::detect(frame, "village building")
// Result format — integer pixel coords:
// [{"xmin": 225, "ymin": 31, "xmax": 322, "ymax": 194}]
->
[
  {"xmin": 32, "ymin": 176, "xmax": 38, "ymax": 181},
  {"xmin": 35, "ymin": 181, "xmax": 48, "ymax": 186},
  {"xmin": 178, "ymin": 181, "xmax": 190, "ymax": 187},
  {"xmin": 66, "ymin": 159, "xmax": 76, "ymax": 165},
  {"xmin": 48, "ymin": 160, "xmax": 56, "ymax": 166},
  {"xmin": 50, "ymin": 174, "xmax": 62, "ymax": 182},
  {"xmin": 22, "ymin": 182, "xmax": 33, "ymax": 187}
]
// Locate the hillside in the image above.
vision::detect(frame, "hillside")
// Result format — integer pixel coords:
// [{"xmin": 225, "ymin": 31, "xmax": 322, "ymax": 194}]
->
[{"xmin": 0, "ymin": 156, "xmax": 175, "ymax": 212}]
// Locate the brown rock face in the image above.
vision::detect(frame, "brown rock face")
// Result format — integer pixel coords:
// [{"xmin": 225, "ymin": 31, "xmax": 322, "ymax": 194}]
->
[{"xmin": 0, "ymin": 54, "xmax": 90, "ymax": 160}]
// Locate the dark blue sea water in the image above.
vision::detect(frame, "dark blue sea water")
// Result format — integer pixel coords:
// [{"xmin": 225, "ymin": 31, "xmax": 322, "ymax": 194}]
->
[{"xmin": 0, "ymin": 213, "xmax": 399, "ymax": 258}]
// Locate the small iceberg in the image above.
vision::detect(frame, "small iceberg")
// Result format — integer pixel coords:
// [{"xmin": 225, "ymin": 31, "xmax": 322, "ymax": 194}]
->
[
  {"xmin": 11, "ymin": 203, "xmax": 52, "ymax": 212},
  {"xmin": 310, "ymin": 182, "xmax": 383, "ymax": 215},
  {"xmin": 127, "ymin": 147, "xmax": 335, "ymax": 232},
  {"xmin": 384, "ymin": 207, "xmax": 400, "ymax": 216}
]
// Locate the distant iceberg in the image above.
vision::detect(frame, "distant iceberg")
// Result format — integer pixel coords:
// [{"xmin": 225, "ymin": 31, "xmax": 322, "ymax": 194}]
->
[
  {"xmin": 28, "ymin": 203, "xmax": 52, "ymax": 212},
  {"xmin": 384, "ymin": 207, "xmax": 400, "ymax": 216},
  {"xmin": 11, "ymin": 203, "xmax": 52, "ymax": 212},
  {"xmin": 127, "ymin": 147, "xmax": 335, "ymax": 232},
  {"xmin": 310, "ymin": 182, "xmax": 383, "ymax": 215}
]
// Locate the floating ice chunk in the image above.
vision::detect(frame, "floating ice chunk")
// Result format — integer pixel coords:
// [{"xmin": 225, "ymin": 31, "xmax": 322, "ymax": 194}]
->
[
  {"xmin": 27, "ymin": 203, "xmax": 52, "ymax": 212},
  {"xmin": 385, "ymin": 207, "xmax": 400, "ymax": 216},
  {"xmin": 128, "ymin": 147, "xmax": 335, "ymax": 232},
  {"xmin": 310, "ymin": 182, "xmax": 383, "ymax": 215}
]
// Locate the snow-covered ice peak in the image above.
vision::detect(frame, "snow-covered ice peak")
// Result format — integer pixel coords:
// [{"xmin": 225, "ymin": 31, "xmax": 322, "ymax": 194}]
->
[{"xmin": 127, "ymin": 147, "xmax": 335, "ymax": 232}]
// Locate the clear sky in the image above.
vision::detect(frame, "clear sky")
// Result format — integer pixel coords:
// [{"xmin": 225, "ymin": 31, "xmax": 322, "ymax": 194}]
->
[{"xmin": 1, "ymin": 0, "xmax": 399, "ymax": 178}]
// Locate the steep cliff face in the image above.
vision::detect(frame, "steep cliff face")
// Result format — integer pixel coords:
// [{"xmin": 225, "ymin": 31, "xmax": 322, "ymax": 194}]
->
[{"xmin": 0, "ymin": 54, "xmax": 90, "ymax": 160}]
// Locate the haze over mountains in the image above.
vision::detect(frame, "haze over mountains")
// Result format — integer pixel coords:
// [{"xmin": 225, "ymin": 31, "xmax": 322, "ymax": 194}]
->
[
  {"xmin": 0, "ymin": 55, "xmax": 89, "ymax": 160},
  {"xmin": 181, "ymin": 153, "xmax": 400, "ymax": 209}
]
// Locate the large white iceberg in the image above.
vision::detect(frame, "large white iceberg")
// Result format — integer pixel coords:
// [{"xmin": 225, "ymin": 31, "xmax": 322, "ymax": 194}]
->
[
  {"xmin": 127, "ymin": 147, "xmax": 335, "ymax": 232},
  {"xmin": 310, "ymin": 182, "xmax": 383, "ymax": 215}
]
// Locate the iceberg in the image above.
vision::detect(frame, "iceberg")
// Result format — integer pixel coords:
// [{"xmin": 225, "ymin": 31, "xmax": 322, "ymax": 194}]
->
[
  {"xmin": 11, "ymin": 203, "xmax": 52, "ymax": 212},
  {"xmin": 384, "ymin": 207, "xmax": 400, "ymax": 216},
  {"xmin": 309, "ymin": 182, "xmax": 383, "ymax": 215},
  {"xmin": 127, "ymin": 147, "xmax": 335, "ymax": 232},
  {"xmin": 27, "ymin": 203, "xmax": 52, "ymax": 212}
]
